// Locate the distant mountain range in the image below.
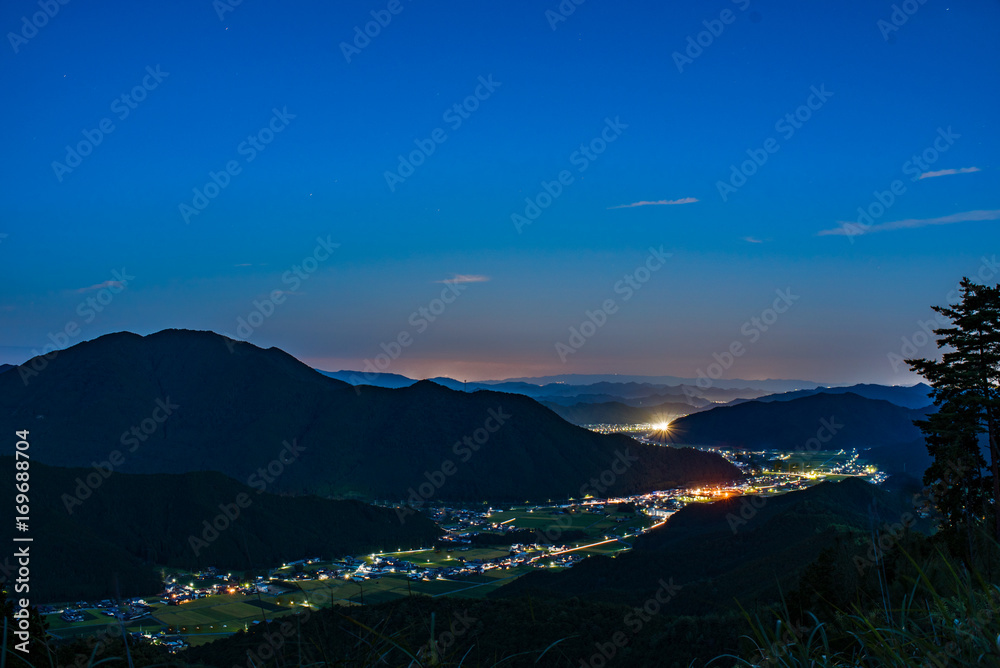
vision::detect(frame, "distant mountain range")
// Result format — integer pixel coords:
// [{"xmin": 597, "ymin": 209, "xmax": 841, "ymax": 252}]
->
[
  {"xmin": 324, "ymin": 368, "xmax": 932, "ymax": 430},
  {"xmin": 320, "ymin": 370, "xmax": 779, "ymax": 407},
  {"xmin": 0, "ymin": 330, "xmax": 739, "ymax": 502},
  {"xmin": 535, "ymin": 382, "xmax": 934, "ymax": 429},
  {"xmin": 533, "ymin": 390, "xmax": 710, "ymax": 408},
  {"xmin": 0, "ymin": 459, "xmax": 441, "ymax": 601},
  {"xmin": 742, "ymin": 382, "xmax": 933, "ymax": 410},
  {"xmin": 508, "ymin": 381, "xmax": 767, "ymax": 404},
  {"xmin": 478, "ymin": 373, "xmax": 830, "ymax": 393},
  {"xmin": 320, "ymin": 371, "xmax": 934, "ymax": 420},
  {"xmin": 320, "ymin": 370, "xmax": 826, "ymax": 394}
]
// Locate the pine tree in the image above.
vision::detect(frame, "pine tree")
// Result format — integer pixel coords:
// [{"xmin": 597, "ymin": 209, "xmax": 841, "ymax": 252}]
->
[{"xmin": 907, "ymin": 278, "xmax": 1000, "ymax": 541}]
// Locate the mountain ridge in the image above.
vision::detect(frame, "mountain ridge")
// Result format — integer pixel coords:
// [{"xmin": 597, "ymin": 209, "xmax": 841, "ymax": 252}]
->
[
  {"xmin": 668, "ymin": 392, "xmax": 933, "ymax": 474},
  {"xmin": 0, "ymin": 329, "xmax": 741, "ymax": 502}
]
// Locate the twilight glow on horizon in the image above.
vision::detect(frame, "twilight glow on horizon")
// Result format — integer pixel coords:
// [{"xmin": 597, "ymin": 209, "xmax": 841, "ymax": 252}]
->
[{"xmin": 1, "ymin": 0, "xmax": 998, "ymax": 385}]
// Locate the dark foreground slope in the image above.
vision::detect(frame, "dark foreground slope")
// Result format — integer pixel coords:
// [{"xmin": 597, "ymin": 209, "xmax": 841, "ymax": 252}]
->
[
  {"xmin": 493, "ymin": 478, "xmax": 913, "ymax": 615},
  {"xmin": 0, "ymin": 330, "xmax": 739, "ymax": 501},
  {"xmin": 0, "ymin": 459, "xmax": 440, "ymax": 601},
  {"xmin": 184, "ymin": 595, "xmax": 745, "ymax": 668}
]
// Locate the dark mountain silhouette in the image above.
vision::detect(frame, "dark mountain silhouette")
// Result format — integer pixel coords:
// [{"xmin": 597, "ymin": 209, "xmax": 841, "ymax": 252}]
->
[
  {"xmin": 494, "ymin": 478, "xmax": 914, "ymax": 615},
  {"xmin": 750, "ymin": 383, "xmax": 933, "ymax": 409},
  {"xmin": 0, "ymin": 330, "xmax": 740, "ymax": 502},
  {"xmin": 667, "ymin": 393, "xmax": 933, "ymax": 474},
  {"xmin": 669, "ymin": 392, "xmax": 929, "ymax": 449},
  {"xmin": 317, "ymin": 369, "xmax": 416, "ymax": 388},
  {"xmin": 0, "ymin": 459, "xmax": 441, "ymax": 601},
  {"xmin": 0, "ymin": 364, "xmax": 12, "ymax": 375}
]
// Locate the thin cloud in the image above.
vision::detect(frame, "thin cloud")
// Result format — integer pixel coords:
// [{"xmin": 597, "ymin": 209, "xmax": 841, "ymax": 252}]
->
[
  {"xmin": 918, "ymin": 166, "xmax": 981, "ymax": 180},
  {"xmin": 436, "ymin": 274, "xmax": 490, "ymax": 284},
  {"xmin": 74, "ymin": 280, "xmax": 124, "ymax": 294},
  {"xmin": 608, "ymin": 197, "xmax": 698, "ymax": 209},
  {"xmin": 818, "ymin": 209, "xmax": 1000, "ymax": 237},
  {"xmin": 743, "ymin": 236, "xmax": 764, "ymax": 244}
]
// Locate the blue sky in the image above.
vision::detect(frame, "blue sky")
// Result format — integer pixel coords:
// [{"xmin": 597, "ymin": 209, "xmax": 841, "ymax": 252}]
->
[{"xmin": 1, "ymin": 0, "xmax": 997, "ymax": 384}]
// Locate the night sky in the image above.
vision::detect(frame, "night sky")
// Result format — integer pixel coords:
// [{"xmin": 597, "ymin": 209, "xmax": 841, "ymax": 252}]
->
[{"xmin": 1, "ymin": 0, "xmax": 997, "ymax": 384}]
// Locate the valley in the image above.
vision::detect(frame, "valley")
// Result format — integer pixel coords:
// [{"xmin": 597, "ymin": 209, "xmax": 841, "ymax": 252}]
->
[{"xmin": 37, "ymin": 434, "xmax": 886, "ymax": 649}]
